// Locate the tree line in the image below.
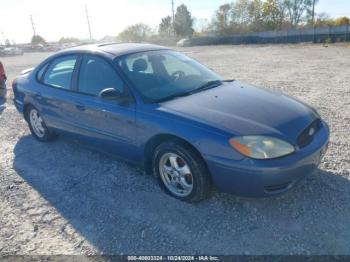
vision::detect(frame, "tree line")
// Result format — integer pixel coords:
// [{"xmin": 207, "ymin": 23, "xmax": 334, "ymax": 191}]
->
[
  {"xmin": 117, "ymin": 0, "xmax": 350, "ymax": 42},
  {"xmin": 26, "ymin": 0, "xmax": 350, "ymax": 45},
  {"xmin": 117, "ymin": 4, "xmax": 194, "ymax": 42},
  {"xmin": 209, "ymin": 0, "xmax": 349, "ymax": 35}
]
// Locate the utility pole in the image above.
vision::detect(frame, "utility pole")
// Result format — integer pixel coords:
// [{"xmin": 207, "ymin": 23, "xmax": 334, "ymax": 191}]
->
[
  {"xmin": 1, "ymin": 32, "xmax": 5, "ymax": 43},
  {"xmin": 171, "ymin": 0, "xmax": 175, "ymax": 36},
  {"xmin": 312, "ymin": 0, "xmax": 316, "ymax": 43},
  {"xmin": 30, "ymin": 15, "xmax": 36, "ymax": 36},
  {"xmin": 85, "ymin": 5, "xmax": 92, "ymax": 40},
  {"xmin": 311, "ymin": 0, "xmax": 316, "ymax": 25}
]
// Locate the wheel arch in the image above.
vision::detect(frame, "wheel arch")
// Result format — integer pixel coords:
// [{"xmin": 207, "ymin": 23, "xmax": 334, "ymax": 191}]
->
[
  {"xmin": 23, "ymin": 102, "xmax": 33, "ymax": 121},
  {"xmin": 143, "ymin": 133, "xmax": 210, "ymax": 176}
]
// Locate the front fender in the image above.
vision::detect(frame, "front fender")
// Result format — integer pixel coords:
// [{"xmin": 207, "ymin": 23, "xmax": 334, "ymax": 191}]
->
[{"xmin": 135, "ymin": 106, "xmax": 244, "ymax": 164}]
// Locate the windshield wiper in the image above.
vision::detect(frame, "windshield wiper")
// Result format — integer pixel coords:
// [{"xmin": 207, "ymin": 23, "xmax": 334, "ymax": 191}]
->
[
  {"xmin": 154, "ymin": 91, "xmax": 194, "ymax": 103},
  {"xmin": 190, "ymin": 79, "xmax": 234, "ymax": 94},
  {"xmin": 191, "ymin": 80, "xmax": 223, "ymax": 94},
  {"xmin": 154, "ymin": 79, "xmax": 234, "ymax": 103}
]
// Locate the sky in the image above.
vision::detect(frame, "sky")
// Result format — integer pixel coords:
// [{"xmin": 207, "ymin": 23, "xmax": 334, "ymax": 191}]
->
[{"xmin": 0, "ymin": 0, "xmax": 349, "ymax": 44}]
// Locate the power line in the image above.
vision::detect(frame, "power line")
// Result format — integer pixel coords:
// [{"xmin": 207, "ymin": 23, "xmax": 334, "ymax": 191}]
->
[{"xmin": 85, "ymin": 5, "xmax": 92, "ymax": 40}]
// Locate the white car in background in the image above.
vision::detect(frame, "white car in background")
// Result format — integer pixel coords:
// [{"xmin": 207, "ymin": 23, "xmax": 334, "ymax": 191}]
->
[
  {"xmin": 176, "ymin": 38, "xmax": 191, "ymax": 47},
  {"xmin": 1, "ymin": 47, "xmax": 24, "ymax": 56}
]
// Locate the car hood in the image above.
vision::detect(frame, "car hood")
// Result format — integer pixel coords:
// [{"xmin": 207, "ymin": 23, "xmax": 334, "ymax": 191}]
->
[{"xmin": 159, "ymin": 81, "xmax": 318, "ymax": 144}]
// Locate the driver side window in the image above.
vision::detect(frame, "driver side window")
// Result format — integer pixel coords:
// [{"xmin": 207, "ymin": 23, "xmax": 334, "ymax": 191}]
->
[{"xmin": 78, "ymin": 55, "xmax": 125, "ymax": 96}]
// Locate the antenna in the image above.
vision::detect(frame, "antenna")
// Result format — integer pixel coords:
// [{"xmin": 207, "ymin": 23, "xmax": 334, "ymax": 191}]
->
[
  {"xmin": 85, "ymin": 4, "xmax": 92, "ymax": 40},
  {"xmin": 30, "ymin": 15, "xmax": 36, "ymax": 36}
]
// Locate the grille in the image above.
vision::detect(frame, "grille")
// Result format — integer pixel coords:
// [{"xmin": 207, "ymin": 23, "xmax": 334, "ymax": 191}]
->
[{"xmin": 297, "ymin": 118, "xmax": 321, "ymax": 148}]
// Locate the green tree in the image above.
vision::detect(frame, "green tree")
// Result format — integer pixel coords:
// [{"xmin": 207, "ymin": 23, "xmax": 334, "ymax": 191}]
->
[
  {"xmin": 248, "ymin": 0, "xmax": 264, "ymax": 32},
  {"xmin": 212, "ymin": 3, "xmax": 233, "ymax": 35},
  {"xmin": 174, "ymin": 4, "xmax": 194, "ymax": 38},
  {"xmin": 209, "ymin": 0, "xmax": 321, "ymax": 35},
  {"xmin": 231, "ymin": 0, "xmax": 251, "ymax": 32},
  {"xmin": 159, "ymin": 16, "xmax": 173, "ymax": 36},
  {"xmin": 31, "ymin": 35, "xmax": 46, "ymax": 45},
  {"xmin": 333, "ymin": 17, "xmax": 350, "ymax": 26},
  {"xmin": 305, "ymin": 0, "xmax": 320, "ymax": 25},
  {"xmin": 285, "ymin": 0, "xmax": 315, "ymax": 27},
  {"xmin": 117, "ymin": 23, "xmax": 152, "ymax": 42},
  {"xmin": 212, "ymin": 0, "xmax": 286, "ymax": 34},
  {"xmin": 262, "ymin": 0, "xmax": 288, "ymax": 30},
  {"xmin": 229, "ymin": 0, "xmax": 265, "ymax": 33},
  {"xmin": 314, "ymin": 12, "xmax": 334, "ymax": 27}
]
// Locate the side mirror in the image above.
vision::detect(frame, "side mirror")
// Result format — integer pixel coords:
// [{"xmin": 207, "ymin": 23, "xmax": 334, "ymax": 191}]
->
[{"xmin": 99, "ymin": 88, "xmax": 122, "ymax": 100}]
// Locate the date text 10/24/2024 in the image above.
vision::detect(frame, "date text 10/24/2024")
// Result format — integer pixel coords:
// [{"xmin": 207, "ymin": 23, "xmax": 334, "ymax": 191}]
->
[{"xmin": 127, "ymin": 256, "xmax": 220, "ymax": 261}]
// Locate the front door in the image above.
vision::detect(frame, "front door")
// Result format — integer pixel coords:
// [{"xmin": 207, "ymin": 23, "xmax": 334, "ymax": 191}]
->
[{"xmin": 72, "ymin": 54, "xmax": 137, "ymax": 160}]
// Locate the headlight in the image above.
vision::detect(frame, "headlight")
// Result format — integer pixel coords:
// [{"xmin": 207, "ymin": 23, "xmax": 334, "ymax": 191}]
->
[{"xmin": 229, "ymin": 136, "xmax": 295, "ymax": 159}]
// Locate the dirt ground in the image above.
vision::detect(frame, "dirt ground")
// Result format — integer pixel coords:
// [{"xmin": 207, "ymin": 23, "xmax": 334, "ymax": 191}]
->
[{"xmin": 0, "ymin": 44, "xmax": 349, "ymax": 255}]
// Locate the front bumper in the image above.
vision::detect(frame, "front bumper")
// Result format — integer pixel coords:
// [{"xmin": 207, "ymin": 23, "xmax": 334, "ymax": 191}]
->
[{"xmin": 205, "ymin": 121, "xmax": 329, "ymax": 197}]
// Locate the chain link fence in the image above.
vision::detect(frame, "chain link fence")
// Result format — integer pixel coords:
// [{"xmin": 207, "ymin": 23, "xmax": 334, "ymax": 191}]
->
[{"xmin": 189, "ymin": 25, "xmax": 350, "ymax": 46}]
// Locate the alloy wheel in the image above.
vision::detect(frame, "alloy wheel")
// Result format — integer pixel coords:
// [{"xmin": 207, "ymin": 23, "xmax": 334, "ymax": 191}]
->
[
  {"xmin": 29, "ymin": 109, "xmax": 45, "ymax": 138},
  {"xmin": 159, "ymin": 152, "xmax": 194, "ymax": 197}
]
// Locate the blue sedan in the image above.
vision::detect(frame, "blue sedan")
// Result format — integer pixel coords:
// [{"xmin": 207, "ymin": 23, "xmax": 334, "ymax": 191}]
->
[{"xmin": 13, "ymin": 43, "xmax": 329, "ymax": 202}]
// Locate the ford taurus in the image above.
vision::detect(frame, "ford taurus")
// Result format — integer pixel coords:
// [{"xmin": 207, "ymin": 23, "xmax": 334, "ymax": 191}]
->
[{"xmin": 13, "ymin": 43, "xmax": 329, "ymax": 202}]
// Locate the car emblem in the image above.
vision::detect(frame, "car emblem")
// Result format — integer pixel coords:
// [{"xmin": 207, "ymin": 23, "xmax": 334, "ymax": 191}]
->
[{"xmin": 308, "ymin": 127, "xmax": 315, "ymax": 136}]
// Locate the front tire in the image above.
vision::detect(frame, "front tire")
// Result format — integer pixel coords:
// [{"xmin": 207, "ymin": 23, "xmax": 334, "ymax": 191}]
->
[
  {"xmin": 153, "ymin": 141, "xmax": 212, "ymax": 202},
  {"xmin": 26, "ymin": 105, "xmax": 55, "ymax": 142}
]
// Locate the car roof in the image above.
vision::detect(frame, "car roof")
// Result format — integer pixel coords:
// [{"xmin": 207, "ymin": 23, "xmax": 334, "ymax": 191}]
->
[{"xmin": 60, "ymin": 42, "xmax": 170, "ymax": 57}]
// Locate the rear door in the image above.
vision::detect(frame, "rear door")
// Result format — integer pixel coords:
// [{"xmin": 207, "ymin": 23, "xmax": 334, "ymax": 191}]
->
[
  {"xmin": 72, "ymin": 54, "xmax": 137, "ymax": 159},
  {"xmin": 38, "ymin": 54, "xmax": 81, "ymax": 133}
]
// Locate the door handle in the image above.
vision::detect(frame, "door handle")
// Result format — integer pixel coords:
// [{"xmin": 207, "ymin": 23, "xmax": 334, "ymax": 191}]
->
[{"xmin": 75, "ymin": 104, "xmax": 86, "ymax": 111}]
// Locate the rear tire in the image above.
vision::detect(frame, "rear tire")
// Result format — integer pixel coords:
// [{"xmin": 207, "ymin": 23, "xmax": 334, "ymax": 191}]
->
[
  {"xmin": 153, "ymin": 140, "xmax": 212, "ymax": 202},
  {"xmin": 26, "ymin": 105, "xmax": 56, "ymax": 142}
]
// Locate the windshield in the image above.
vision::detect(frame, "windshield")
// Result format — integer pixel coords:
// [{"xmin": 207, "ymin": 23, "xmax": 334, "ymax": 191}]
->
[{"xmin": 115, "ymin": 50, "xmax": 221, "ymax": 103}]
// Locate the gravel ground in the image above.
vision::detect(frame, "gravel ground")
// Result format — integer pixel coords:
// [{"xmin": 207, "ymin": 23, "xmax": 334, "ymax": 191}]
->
[{"xmin": 0, "ymin": 44, "xmax": 349, "ymax": 255}]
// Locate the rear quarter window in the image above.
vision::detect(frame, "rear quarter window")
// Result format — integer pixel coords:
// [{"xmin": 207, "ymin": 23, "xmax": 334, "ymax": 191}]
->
[
  {"xmin": 42, "ymin": 55, "xmax": 78, "ymax": 90},
  {"xmin": 37, "ymin": 63, "xmax": 49, "ymax": 81}
]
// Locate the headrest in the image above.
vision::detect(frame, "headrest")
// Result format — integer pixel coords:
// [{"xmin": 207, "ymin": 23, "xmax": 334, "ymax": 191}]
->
[{"xmin": 132, "ymin": 59, "xmax": 148, "ymax": 72}]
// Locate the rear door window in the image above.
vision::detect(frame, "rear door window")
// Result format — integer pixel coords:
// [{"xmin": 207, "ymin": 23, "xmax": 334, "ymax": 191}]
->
[{"xmin": 43, "ymin": 55, "xmax": 78, "ymax": 89}]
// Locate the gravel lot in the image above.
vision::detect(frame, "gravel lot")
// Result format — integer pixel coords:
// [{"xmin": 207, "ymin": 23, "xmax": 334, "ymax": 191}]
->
[{"xmin": 0, "ymin": 44, "xmax": 349, "ymax": 255}]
